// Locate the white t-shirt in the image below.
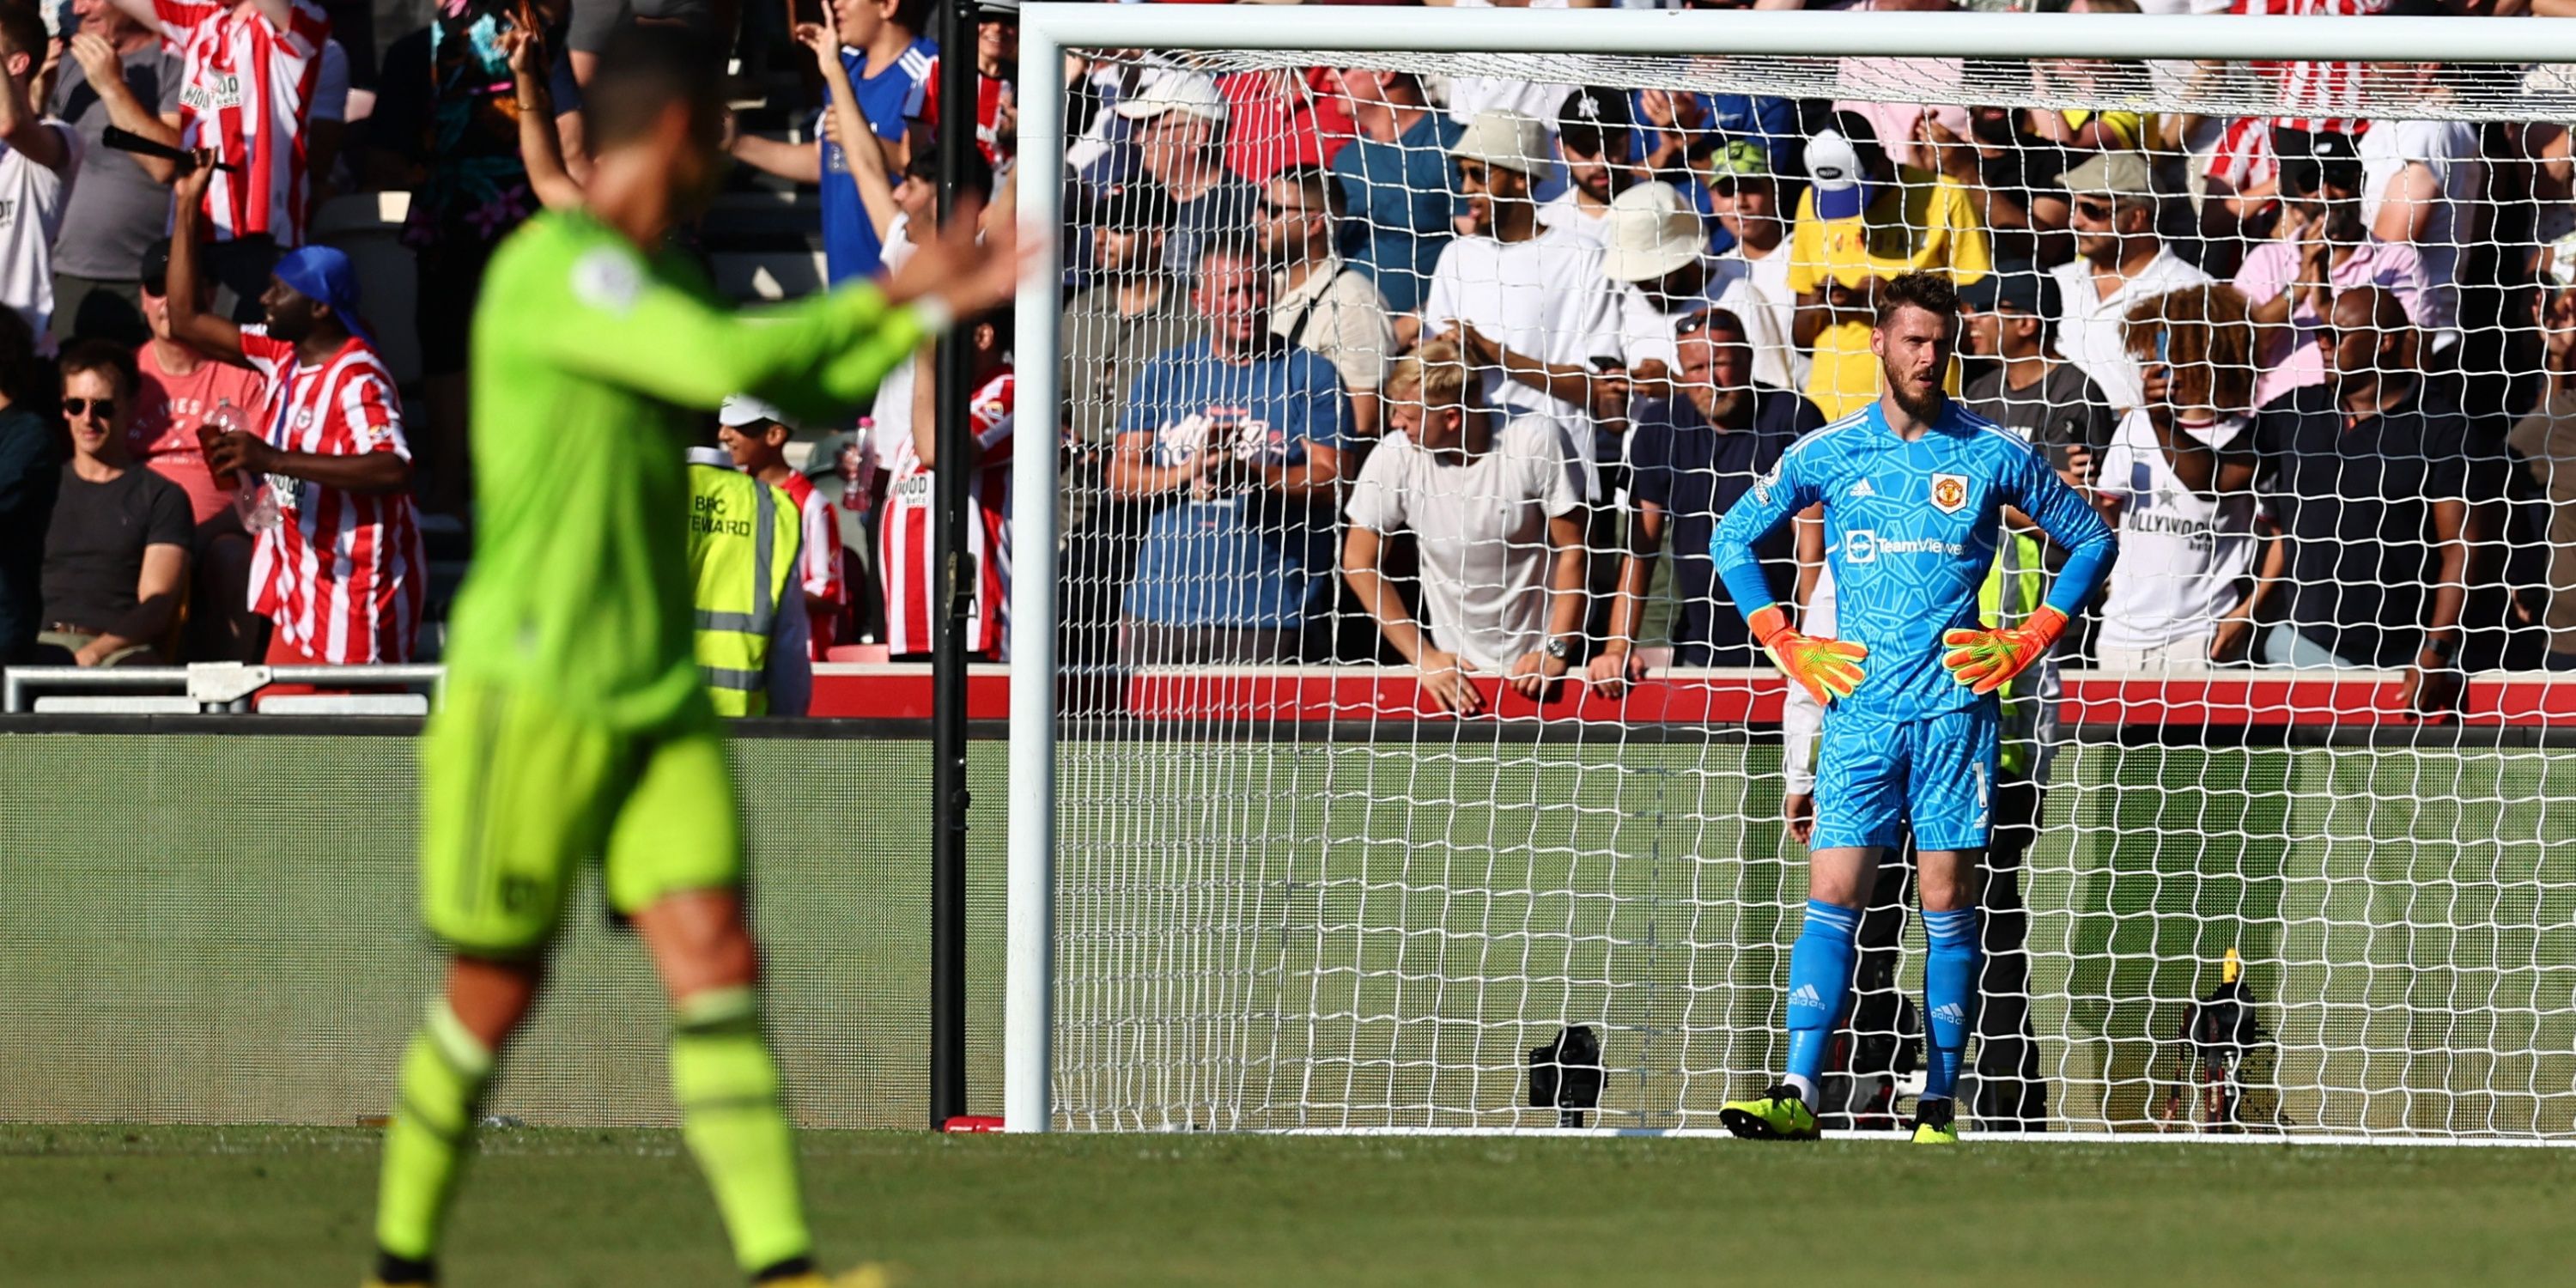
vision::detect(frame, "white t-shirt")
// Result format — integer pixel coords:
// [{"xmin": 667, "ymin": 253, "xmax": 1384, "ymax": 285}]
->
[
  {"xmin": 1613, "ymin": 258, "xmax": 1750, "ymax": 374},
  {"xmin": 1717, "ymin": 243, "xmax": 1805, "ymax": 394},
  {"xmin": 1345, "ymin": 411, "xmax": 1586, "ymax": 671},
  {"xmin": 2094, "ymin": 408, "xmax": 2257, "ymax": 652},
  {"xmin": 2360, "ymin": 118, "xmax": 2480, "ymax": 336},
  {"xmin": 0, "ymin": 121, "xmax": 79, "ymax": 337},
  {"xmin": 1536, "ymin": 191, "xmax": 1611, "ymax": 246},
  {"xmin": 870, "ymin": 216, "xmax": 921, "ymax": 467},
  {"xmin": 2048, "ymin": 247, "xmax": 2212, "ymax": 416},
  {"xmin": 1419, "ymin": 227, "xmax": 1623, "ymax": 484}
]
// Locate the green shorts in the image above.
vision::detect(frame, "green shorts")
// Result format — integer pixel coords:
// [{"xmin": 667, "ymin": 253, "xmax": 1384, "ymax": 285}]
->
[{"xmin": 419, "ymin": 676, "xmax": 740, "ymax": 957}]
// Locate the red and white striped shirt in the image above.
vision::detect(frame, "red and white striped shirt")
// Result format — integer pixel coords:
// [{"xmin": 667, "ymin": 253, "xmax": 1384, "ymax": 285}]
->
[
  {"xmin": 157, "ymin": 0, "xmax": 328, "ymax": 245},
  {"xmin": 240, "ymin": 328, "xmax": 424, "ymax": 663},
  {"xmin": 777, "ymin": 470, "xmax": 848, "ymax": 659},
  {"xmin": 909, "ymin": 58, "xmax": 1008, "ymax": 165},
  {"xmin": 2232, "ymin": 0, "xmax": 2387, "ymax": 136},
  {"xmin": 879, "ymin": 371, "xmax": 1013, "ymax": 659}
]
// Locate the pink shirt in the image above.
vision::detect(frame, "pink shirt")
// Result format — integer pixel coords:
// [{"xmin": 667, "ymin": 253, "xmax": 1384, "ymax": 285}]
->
[{"xmin": 2232, "ymin": 236, "xmax": 2424, "ymax": 410}]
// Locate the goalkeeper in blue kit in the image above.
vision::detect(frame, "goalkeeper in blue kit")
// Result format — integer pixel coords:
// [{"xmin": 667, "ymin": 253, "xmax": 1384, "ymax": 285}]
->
[{"xmin": 1709, "ymin": 272, "xmax": 2115, "ymax": 1144}]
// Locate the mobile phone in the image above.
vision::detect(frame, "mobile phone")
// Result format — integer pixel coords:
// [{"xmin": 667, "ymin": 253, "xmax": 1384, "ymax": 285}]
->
[{"xmin": 2154, "ymin": 328, "xmax": 2171, "ymax": 368}]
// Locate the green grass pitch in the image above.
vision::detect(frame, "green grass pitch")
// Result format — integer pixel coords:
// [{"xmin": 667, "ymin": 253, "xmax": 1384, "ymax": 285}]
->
[{"xmin": 4, "ymin": 1125, "xmax": 2570, "ymax": 1287}]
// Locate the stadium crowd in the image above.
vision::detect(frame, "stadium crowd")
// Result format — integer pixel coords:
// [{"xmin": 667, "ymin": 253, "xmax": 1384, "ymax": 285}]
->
[{"xmin": 5, "ymin": 0, "xmax": 2576, "ymax": 718}]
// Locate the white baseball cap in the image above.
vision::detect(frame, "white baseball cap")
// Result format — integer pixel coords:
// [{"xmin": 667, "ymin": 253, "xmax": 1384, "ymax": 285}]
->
[
  {"xmin": 1805, "ymin": 129, "xmax": 1874, "ymax": 221},
  {"xmin": 1601, "ymin": 182, "xmax": 1707, "ymax": 283},
  {"xmin": 1113, "ymin": 72, "xmax": 1228, "ymax": 125},
  {"xmin": 719, "ymin": 395, "xmax": 789, "ymax": 428},
  {"xmin": 1449, "ymin": 108, "xmax": 1554, "ymax": 178}
]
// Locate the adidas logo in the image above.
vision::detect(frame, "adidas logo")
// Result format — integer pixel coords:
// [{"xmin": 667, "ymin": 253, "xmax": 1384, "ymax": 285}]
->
[
  {"xmin": 1850, "ymin": 479, "xmax": 1876, "ymax": 499},
  {"xmin": 1932, "ymin": 1003, "xmax": 1967, "ymax": 1024},
  {"xmin": 1789, "ymin": 984, "xmax": 1825, "ymax": 1011}
]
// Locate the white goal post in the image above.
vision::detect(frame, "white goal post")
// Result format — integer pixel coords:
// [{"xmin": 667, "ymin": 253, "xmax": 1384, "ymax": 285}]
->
[{"xmin": 1006, "ymin": 4, "xmax": 2576, "ymax": 1138}]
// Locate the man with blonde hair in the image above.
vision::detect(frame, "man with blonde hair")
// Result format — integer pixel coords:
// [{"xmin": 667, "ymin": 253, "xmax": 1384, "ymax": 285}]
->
[{"xmin": 1341, "ymin": 337, "xmax": 1588, "ymax": 715}]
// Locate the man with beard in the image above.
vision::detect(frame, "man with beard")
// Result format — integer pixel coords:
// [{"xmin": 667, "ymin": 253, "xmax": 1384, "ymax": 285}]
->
[
  {"xmin": 2048, "ymin": 151, "xmax": 2210, "ymax": 421},
  {"xmin": 2232, "ymin": 128, "xmax": 2425, "ymax": 411},
  {"xmin": 1710, "ymin": 270, "xmax": 2114, "ymax": 1144},
  {"xmin": 1537, "ymin": 86, "xmax": 1634, "ymax": 248},
  {"xmin": 1259, "ymin": 162, "xmax": 1394, "ymax": 441},
  {"xmin": 1590, "ymin": 308, "xmax": 1822, "ymax": 693},
  {"xmin": 1423, "ymin": 108, "xmax": 1625, "ymax": 495}
]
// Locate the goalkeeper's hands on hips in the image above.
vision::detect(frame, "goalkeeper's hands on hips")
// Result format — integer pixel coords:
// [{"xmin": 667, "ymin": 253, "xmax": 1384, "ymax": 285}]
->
[
  {"xmin": 1747, "ymin": 605, "xmax": 1867, "ymax": 706},
  {"xmin": 1941, "ymin": 605, "xmax": 2068, "ymax": 696}
]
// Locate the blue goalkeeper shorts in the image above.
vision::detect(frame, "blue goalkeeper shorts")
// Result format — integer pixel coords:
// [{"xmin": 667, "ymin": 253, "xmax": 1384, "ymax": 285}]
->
[{"xmin": 1811, "ymin": 703, "xmax": 2000, "ymax": 852}]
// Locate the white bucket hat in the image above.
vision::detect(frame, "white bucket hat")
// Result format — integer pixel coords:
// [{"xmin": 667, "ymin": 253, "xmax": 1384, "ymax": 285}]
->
[
  {"xmin": 1601, "ymin": 182, "xmax": 1706, "ymax": 283},
  {"xmin": 1449, "ymin": 108, "xmax": 1554, "ymax": 178}
]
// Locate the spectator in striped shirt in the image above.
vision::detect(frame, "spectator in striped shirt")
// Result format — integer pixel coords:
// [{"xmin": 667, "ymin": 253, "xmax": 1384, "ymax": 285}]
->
[
  {"xmin": 112, "ymin": 0, "xmax": 332, "ymax": 320},
  {"xmin": 169, "ymin": 157, "xmax": 425, "ymax": 667},
  {"xmin": 878, "ymin": 307, "xmax": 1014, "ymax": 660},
  {"xmin": 717, "ymin": 396, "xmax": 852, "ymax": 660}
]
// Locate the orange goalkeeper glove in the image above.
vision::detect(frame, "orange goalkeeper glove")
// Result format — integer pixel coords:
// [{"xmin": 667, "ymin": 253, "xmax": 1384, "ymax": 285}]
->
[
  {"xmin": 1941, "ymin": 605, "xmax": 2069, "ymax": 696},
  {"xmin": 1747, "ymin": 605, "xmax": 1867, "ymax": 706}
]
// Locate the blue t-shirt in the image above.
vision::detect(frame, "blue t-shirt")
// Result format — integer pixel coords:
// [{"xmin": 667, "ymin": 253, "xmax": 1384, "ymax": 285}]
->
[
  {"xmin": 1627, "ymin": 385, "xmax": 1824, "ymax": 665},
  {"xmin": 1330, "ymin": 112, "xmax": 1463, "ymax": 317},
  {"xmin": 818, "ymin": 38, "xmax": 936, "ymax": 283},
  {"xmin": 1710, "ymin": 398, "xmax": 2115, "ymax": 718},
  {"xmin": 1119, "ymin": 340, "xmax": 1348, "ymax": 628}
]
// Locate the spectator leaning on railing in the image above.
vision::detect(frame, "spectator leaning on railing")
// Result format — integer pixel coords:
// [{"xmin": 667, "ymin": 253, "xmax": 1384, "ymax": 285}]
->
[
  {"xmin": 168, "ymin": 157, "xmax": 425, "ymax": 667},
  {"xmin": 1593, "ymin": 307, "xmax": 1824, "ymax": 693},
  {"xmin": 48, "ymin": 0, "xmax": 184, "ymax": 348},
  {"xmin": 32, "ymin": 342, "xmax": 191, "ymax": 667},
  {"xmin": 1342, "ymin": 337, "xmax": 1587, "ymax": 717},
  {"xmin": 1107, "ymin": 233, "xmax": 1346, "ymax": 667},
  {"xmin": 2250, "ymin": 285, "xmax": 2470, "ymax": 716}
]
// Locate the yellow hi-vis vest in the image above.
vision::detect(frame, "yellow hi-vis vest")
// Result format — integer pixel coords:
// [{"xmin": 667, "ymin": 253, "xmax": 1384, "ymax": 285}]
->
[
  {"xmin": 1978, "ymin": 526, "xmax": 2056, "ymax": 781},
  {"xmin": 687, "ymin": 463, "xmax": 799, "ymax": 717}
]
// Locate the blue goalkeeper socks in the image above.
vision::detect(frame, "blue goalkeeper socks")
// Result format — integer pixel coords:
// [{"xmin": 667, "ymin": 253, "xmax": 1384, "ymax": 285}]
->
[
  {"xmin": 1922, "ymin": 906, "xmax": 1980, "ymax": 1103},
  {"xmin": 1783, "ymin": 899, "xmax": 1862, "ymax": 1103}
]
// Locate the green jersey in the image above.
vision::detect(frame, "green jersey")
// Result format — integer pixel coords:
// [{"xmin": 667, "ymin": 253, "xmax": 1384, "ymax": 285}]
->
[{"xmin": 447, "ymin": 210, "xmax": 928, "ymax": 729}]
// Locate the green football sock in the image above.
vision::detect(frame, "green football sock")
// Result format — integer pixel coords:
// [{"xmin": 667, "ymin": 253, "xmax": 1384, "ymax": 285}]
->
[
  {"xmin": 374, "ymin": 999, "xmax": 495, "ymax": 1263},
  {"xmin": 671, "ymin": 987, "xmax": 812, "ymax": 1276}
]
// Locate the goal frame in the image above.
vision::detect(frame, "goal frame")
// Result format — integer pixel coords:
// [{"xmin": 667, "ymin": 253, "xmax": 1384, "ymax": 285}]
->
[{"xmin": 1003, "ymin": 2, "xmax": 2576, "ymax": 1134}]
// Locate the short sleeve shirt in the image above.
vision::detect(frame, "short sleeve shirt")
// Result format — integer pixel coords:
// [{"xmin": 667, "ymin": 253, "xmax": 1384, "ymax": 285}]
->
[
  {"xmin": 1118, "ymin": 340, "xmax": 1347, "ymax": 628},
  {"xmin": 2252, "ymin": 379, "xmax": 2474, "ymax": 667},
  {"xmin": 1626, "ymin": 385, "xmax": 1823, "ymax": 664},
  {"xmin": 39, "ymin": 464, "xmax": 192, "ymax": 632}
]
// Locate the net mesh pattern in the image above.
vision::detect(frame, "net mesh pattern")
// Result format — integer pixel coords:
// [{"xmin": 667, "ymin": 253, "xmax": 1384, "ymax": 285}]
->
[{"xmin": 1042, "ymin": 36, "xmax": 2576, "ymax": 1139}]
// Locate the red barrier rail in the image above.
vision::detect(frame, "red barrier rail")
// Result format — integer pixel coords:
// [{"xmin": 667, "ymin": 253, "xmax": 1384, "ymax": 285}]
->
[{"xmin": 811, "ymin": 665, "xmax": 2576, "ymax": 726}]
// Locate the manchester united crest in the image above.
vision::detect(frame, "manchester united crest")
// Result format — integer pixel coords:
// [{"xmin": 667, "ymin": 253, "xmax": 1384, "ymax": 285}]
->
[{"xmin": 1930, "ymin": 472, "xmax": 1969, "ymax": 514}]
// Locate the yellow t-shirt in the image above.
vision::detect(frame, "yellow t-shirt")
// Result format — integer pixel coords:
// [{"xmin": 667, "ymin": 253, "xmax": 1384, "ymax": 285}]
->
[
  {"xmin": 1788, "ymin": 166, "xmax": 1993, "ymax": 417},
  {"xmin": 2061, "ymin": 110, "xmax": 2145, "ymax": 151}
]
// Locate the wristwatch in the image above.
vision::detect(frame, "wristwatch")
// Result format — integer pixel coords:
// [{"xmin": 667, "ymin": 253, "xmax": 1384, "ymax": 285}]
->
[
  {"xmin": 1542, "ymin": 635, "xmax": 1578, "ymax": 665},
  {"xmin": 2421, "ymin": 635, "xmax": 2460, "ymax": 667}
]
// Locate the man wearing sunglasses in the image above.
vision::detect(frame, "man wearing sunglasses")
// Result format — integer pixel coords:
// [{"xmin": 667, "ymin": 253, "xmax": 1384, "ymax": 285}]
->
[
  {"xmin": 31, "ymin": 341, "xmax": 191, "ymax": 667},
  {"xmin": 2047, "ymin": 150, "xmax": 2209, "ymax": 422}
]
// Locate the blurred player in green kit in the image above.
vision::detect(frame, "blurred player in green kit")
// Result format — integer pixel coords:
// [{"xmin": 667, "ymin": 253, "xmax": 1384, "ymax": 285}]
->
[{"xmin": 365, "ymin": 25, "xmax": 1029, "ymax": 1287}]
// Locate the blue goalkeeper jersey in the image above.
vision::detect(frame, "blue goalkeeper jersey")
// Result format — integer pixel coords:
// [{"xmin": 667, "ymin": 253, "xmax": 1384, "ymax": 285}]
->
[{"xmin": 1711, "ymin": 398, "xmax": 2116, "ymax": 720}]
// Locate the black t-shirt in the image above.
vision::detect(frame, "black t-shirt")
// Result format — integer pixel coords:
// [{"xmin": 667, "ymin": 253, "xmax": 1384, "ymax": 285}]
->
[
  {"xmin": 1626, "ymin": 384, "xmax": 1826, "ymax": 665},
  {"xmin": 39, "ymin": 464, "xmax": 192, "ymax": 635},
  {"xmin": 2252, "ymin": 379, "xmax": 2482, "ymax": 668}
]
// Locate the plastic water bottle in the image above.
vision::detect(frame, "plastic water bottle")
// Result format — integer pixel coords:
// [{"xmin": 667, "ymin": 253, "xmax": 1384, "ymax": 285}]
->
[
  {"xmin": 204, "ymin": 398, "xmax": 280, "ymax": 533},
  {"xmin": 841, "ymin": 417, "xmax": 877, "ymax": 519}
]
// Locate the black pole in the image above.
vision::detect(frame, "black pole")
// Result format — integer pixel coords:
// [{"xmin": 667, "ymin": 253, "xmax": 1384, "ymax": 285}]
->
[{"xmin": 928, "ymin": 0, "xmax": 977, "ymax": 1131}]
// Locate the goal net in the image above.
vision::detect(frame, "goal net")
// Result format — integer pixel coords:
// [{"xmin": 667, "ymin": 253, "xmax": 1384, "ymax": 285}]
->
[{"xmin": 1011, "ymin": 8, "xmax": 2576, "ymax": 1140}]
